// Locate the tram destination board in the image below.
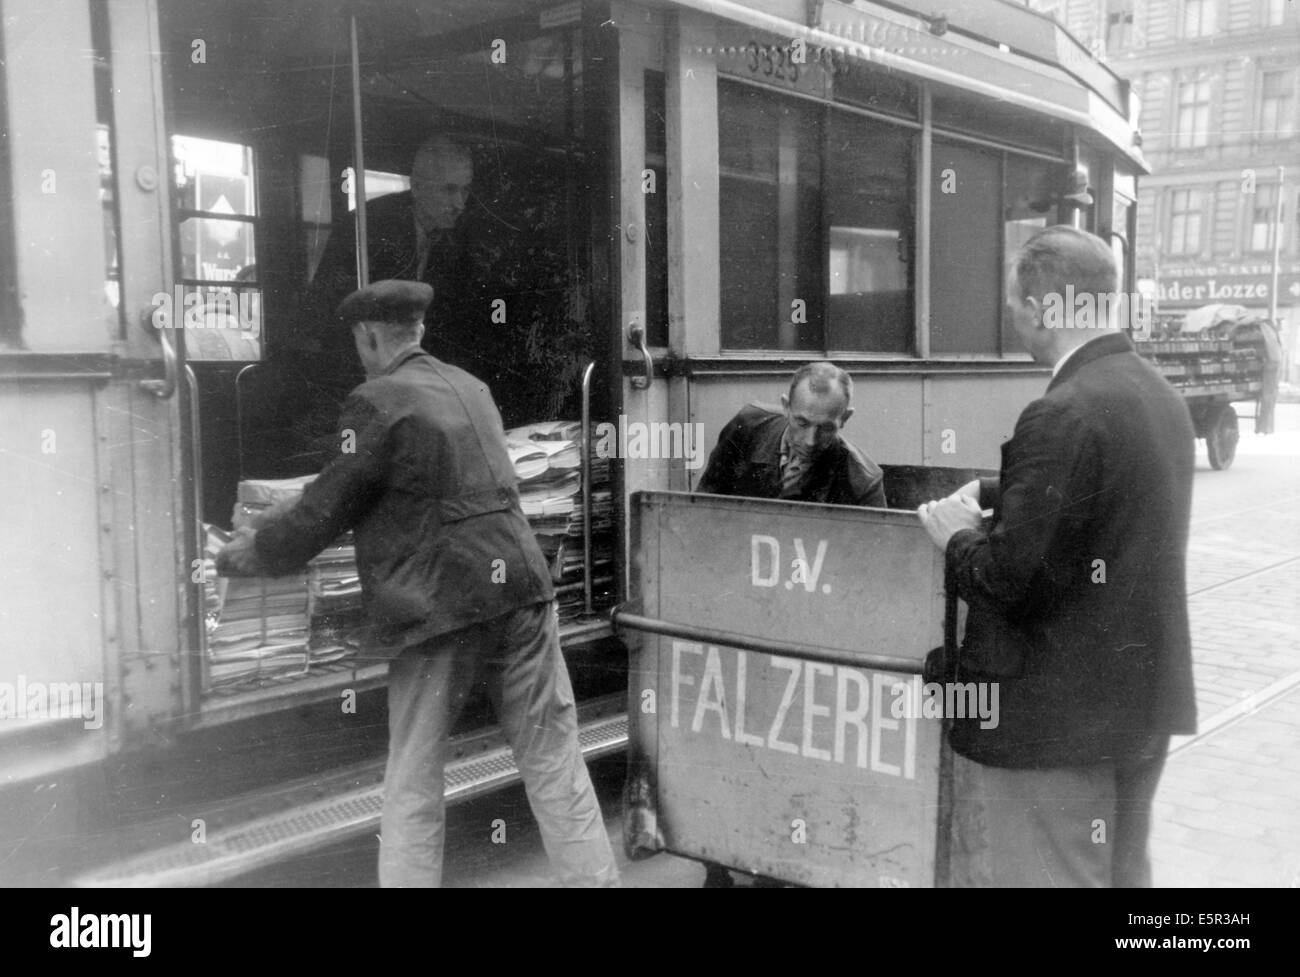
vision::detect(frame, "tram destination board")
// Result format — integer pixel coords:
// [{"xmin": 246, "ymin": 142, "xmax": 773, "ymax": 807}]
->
[{"xmin": 625, "ymin": 491, "xmax": 953, "ymax": 888}]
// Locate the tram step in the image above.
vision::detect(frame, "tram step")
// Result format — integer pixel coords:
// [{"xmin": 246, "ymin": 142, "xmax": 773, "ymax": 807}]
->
[{"xmin": 71, "ymin": 712, "xmax": 628, "ymax": 888}]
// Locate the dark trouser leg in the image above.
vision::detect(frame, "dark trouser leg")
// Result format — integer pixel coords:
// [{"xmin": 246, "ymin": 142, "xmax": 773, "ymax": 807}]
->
[
  {"xmin": 485, "ymin": 601, "xmax": 619, "ymax": 887},
  {"xmin": 949, "ymin": 751, "xmax": 1116, "ymax": 887},
  {"xmin": 1111, "ymin": 734, "xmax": 1171, "ymax": 889},
  {"xmin": 378, "ymin": 630, "xmax": 481, "ymax": 888}
]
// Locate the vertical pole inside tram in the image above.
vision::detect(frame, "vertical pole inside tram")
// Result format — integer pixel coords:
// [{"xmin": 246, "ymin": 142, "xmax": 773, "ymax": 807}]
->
[{"xmin": 349, "ymin": 11, "xmax": 369, "ymax": 288}]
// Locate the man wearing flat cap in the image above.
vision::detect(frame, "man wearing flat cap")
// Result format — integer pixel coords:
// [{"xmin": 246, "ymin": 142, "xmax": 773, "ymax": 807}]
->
[{"xmin": 217, "ymin": 279, "xmax": 619, "ymax": 888}]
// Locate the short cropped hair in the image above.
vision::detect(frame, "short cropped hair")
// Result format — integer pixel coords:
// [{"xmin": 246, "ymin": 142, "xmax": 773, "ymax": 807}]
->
[
  {"xmin": 788, "ymin": 361, "xmax": 853, "ymax": 407},
  {"xmin": 1014, "ymin": 225, "xmax": 1118, "ymax": 306},
  {"xmin": 361, "ymin": 318, "xmax": 422, "ymax": 345}
]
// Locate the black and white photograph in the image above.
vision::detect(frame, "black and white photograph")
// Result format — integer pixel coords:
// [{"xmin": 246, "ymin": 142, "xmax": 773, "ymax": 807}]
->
[{"xmin": 0, "ymin": 0, "xmax": 1295, "ymax": 927}]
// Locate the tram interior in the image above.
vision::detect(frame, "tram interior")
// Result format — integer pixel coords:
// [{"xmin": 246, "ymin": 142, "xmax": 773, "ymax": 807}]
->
[
  {"xmin": 150, "ymin": 0, "xmax": 619, "ymax": 703},
  {"xmin": 159, "ymin": 0, "xmax": 607, "ymax": 520}
]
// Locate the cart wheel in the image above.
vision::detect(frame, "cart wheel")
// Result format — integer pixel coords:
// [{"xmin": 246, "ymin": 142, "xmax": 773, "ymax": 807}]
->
[{"xmin": 1206, "ymin": 404, "xmax": 1239, "ymax": 470}]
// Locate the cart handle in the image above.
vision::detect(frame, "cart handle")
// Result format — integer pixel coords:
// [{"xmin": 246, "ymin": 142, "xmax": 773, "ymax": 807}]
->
[{"xmin": 610, "ymin": 606, "xmax": 925, "ymax": 674}]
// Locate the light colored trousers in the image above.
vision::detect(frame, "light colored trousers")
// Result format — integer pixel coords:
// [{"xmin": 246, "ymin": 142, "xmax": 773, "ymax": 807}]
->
[
  {"xmin": 948, "ymin": 735, "xmax": 1170, "ymax": 888},
  {"xmin": 379, "ymin": 601, "xmax": 619, "ymax": 888}
]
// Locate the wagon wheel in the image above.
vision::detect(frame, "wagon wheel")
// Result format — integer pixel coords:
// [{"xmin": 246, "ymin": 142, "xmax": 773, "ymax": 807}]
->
[{"xmin": 1206, "ymin": 403, "xmax": 1239, "ymax": 470}]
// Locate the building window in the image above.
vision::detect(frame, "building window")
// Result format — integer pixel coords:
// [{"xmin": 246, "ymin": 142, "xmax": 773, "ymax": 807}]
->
[
  {"xmin": 1182, "ymin": 0, "xmax": 1217, "ymax": 37},
  {"xmin": 1106, "ymin": 0, "xmax": 1135, "ymax": 52},
  {"xmin": 1247, "ymin": 184, "xmax": 1285, "ymax": 253},
  {"xmin": 717, "ymin": 81, "xmax": 915, "ymax": 353},
  {"xmin": 1167, "ymin": 189, "xmax": 1204, "ymax": 255},
  {"xmin": 1174, "ymin": 77, "xmax": 1212, "ymax": 149},
  {"xmin": 1266, "ymin": 0, "xmax": 1288, "ymax": 27},
  {"xmin": 1260, "ymin": 70, "xmax": 1297, "ymax": 140}
]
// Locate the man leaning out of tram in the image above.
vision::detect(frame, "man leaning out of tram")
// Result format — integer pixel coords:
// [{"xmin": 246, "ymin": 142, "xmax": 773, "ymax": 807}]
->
[{"xmin": 697, "ymin": 360, "xmax": 887, "ymax": 508}]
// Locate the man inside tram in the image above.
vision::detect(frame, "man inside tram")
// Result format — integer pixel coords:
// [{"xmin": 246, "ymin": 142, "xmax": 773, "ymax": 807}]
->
[
  {"xmin": 264, "ymin": 134, "xmax": 481, "ymax": 474},
  {"xmin": 697, "ymin": 361, "xmax": 888, "ymax": 509}
]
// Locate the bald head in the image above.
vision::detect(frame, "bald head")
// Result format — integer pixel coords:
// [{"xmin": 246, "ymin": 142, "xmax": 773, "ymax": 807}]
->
[{"xmin": 410, "ymin": 136, "xmax": 473, "ymax": 233}]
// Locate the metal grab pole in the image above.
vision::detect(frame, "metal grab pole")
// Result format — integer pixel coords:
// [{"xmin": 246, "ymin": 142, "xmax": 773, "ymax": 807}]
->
[
  {"xmin": 349, "ymin": 12, "xmax": 369, "ymax": 288},
  {"xmin": 581, "ymin": 361, "xmax": 595, "ymax": 615}
]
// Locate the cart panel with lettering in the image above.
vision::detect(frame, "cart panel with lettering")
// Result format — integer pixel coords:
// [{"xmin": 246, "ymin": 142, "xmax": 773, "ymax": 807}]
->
[{"xmin": 619, "ymin": 481, "xmax": 979, "ymax": 887}]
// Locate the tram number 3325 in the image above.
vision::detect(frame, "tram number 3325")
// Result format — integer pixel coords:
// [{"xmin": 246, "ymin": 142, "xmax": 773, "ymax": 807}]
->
[{"xmin": 746, "ymin": 41, "xmax": 801, "ymax": 83}]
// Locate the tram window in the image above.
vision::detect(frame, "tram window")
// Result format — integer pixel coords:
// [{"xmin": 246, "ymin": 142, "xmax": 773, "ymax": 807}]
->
[
  {"xmin": 718, "ymin": 83, "xmax": 822, "ymax": 351},
  {"xmin": 1002, "ymin": 154, "xmax": 1057, "ymax": 353},
  {"xmin": 346, "ymin": 170, "xmax": 410, "ymax": 212},
  {"xmin": 931, "ymin": 141, "xmax": 1001, "ymax": 355},
  {"xmin": 300, "ymin": 154, "xmax": 332, "ymax": 282},
  {"xmin": 172, "ymin": 135, "xmax": 262, "ymax": 361},
  {"xmin": 824, "ymin": 113, "xmax": 913, "ymax": 353},
  {"xmin": 91, "ymin": 0, "xmax": 124, "ymax": 333}
]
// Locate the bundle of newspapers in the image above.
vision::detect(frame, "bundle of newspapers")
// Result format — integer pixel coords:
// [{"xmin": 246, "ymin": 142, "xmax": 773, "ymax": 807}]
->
[
  {"xmin": 202, "ymin": 523, "xmax": 310, "ymax": 687},
  {"xmin": 222, "ymin": 475, "xmax": 364, "ymax": 673},
  {"xmin": 505, "ymin": 421, "xmax": 616, "ymax": 620}
]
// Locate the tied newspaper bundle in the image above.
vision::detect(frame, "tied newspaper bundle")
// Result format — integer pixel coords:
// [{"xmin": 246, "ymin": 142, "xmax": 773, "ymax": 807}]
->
[
  {"xmin": 202, "ymin": 524, "xmax": 310, "ymax": 687},
  {"xmin": 505, "ymin": 420, "xmax": 615, "ymax": 621},
  {"xmin": 223, "ymin": 476, "xmax": 365, "ymax": 675}
]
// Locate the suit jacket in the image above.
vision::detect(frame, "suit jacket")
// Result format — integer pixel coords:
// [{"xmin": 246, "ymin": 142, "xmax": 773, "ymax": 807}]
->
[
  {"xmin": 945, "ymin": 333, "xmax": 1197, "ymax": 768},
  {"xmin": 696, "ymin": 403, "xmax": 887, "ymax": 508},
  {"xmin": 253, "ymin": 348, "xmax": 554, "ymax": 657},
  {"xmin": 301, "ymin": 191, "xmax": 479, "ymax": 367}
]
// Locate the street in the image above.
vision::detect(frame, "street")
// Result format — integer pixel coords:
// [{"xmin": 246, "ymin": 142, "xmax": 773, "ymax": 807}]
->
[{"xmin": 233, "ymin": 402, "xmax": 1300, "ymax": 888}]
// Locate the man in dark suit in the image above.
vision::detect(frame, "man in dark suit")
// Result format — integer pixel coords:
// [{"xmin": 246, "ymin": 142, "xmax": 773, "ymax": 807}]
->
[
  {"xmin": 271, "ymin": 136, "xmax": 482, "ymax": 472},
  {"xmin": 697, "ymin": 361, "xmax": 887, "ymax": 508},
  {"xmin": 218, "ymin": 280, "xmax": 618, "ymax": 888},
  {"xmin": 918, "ymin": 225, "xmax": 1196, "ymax": 887}
]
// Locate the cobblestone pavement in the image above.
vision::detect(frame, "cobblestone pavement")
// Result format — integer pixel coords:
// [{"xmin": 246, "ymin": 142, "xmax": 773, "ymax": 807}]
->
[{"xmin": 1148, "ymin": 417, "xmax": 1300, "ymax": 889}]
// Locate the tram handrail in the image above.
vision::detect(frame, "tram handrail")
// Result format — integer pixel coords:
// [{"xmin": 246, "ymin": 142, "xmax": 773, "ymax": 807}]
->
[
  {"xmin": 610, "ymin": 606, "xmax": 926, "ymax": 674},
  {"xmin": 581, "ymin": 360, "xmax": 595, "ymax": 615}
]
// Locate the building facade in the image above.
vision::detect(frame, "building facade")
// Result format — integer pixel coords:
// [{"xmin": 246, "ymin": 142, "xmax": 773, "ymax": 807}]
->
[{"xmin": 1026, "ymin": 0, "xmax": 1299, "ymax": 371}]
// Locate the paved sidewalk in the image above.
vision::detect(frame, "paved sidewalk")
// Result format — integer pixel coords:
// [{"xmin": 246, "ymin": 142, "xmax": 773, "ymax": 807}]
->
[{"xmin": 1148, "ymin": 425, "xmax": 1300, "ymax": 888}]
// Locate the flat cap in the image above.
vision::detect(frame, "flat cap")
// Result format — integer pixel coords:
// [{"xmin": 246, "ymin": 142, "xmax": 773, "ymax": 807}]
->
[{"xmin": 336, "ymin": 279, "xmax": 432, "ymax": 327}]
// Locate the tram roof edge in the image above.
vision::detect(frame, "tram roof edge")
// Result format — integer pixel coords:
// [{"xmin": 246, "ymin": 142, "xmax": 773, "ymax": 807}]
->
[{"xmin": 657, "ymin": 0, "xmax": 1149, "ymax": 173}]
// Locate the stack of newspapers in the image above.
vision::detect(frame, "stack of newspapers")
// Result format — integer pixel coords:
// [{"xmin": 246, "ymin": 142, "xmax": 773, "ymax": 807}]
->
[
  {"xmin": 505, "ymin": 421, "xmax": 616, "ymax": 620},
  {"xmin": 228, "ymin": 476, "xmax": 365, "ymax": 670},
  {"xmin": 202, "ymin": 524, "xmax": 310, "ymax": 687}
]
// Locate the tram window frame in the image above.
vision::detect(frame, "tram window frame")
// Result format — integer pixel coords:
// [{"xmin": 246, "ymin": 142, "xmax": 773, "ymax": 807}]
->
[
  {"xmin": 171, "ymin": 133, "xmax": 264, "ymax": 362},
  {"xmin": 716, "ymin": 79, "xmax": 917, "ymax": 355}
]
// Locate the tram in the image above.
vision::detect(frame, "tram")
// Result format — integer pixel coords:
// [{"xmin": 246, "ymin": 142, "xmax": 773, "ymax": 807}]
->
[{"xmin": 0, "ymin": 0, "xmax": 1145, "ymax": 885}]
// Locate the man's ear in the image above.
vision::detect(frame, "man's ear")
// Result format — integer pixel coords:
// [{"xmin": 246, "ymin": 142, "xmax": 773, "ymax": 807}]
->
[
  {"xmin": 368, "ymin": 328, "xmax": 379, "ymax": 352},
  {"xmin": 840, "ymin": 406, "xmax": 854, "ymax": 427},
  {"xmin": 416, "ymin": 322, "xmax": 426, "ymax": 345},
  {"xmin": 779, "ymin": 394, "xmax": 790, "ymax": 412}
]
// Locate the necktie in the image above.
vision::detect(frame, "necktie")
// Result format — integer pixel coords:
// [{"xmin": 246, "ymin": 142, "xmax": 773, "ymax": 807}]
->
[{"xmin": 780, "ymin": 452, "xmax": 807, "ymax": 498}]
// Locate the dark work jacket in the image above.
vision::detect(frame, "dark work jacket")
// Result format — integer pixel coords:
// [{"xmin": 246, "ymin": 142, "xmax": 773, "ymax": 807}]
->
[
  {"xmin": 945, "ymin": 333, "xmax": 1197, "ymax": 768},
  {"xmin": 254, "ymin": 349, "xmax": 553, "ymax": 657},
  {"xmin": 696, "ymin": 403, "xmax": 887, "ymax": 508}
]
